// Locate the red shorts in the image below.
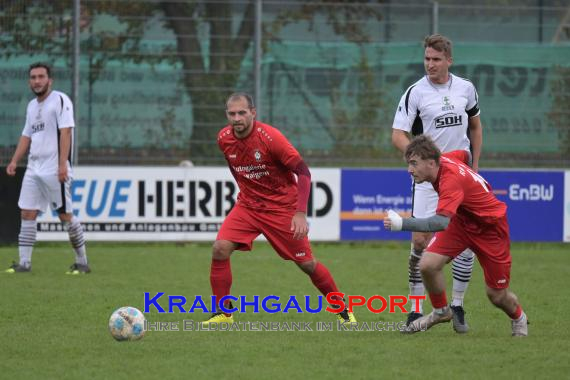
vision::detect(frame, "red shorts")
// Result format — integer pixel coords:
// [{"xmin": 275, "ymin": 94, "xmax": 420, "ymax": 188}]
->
[
  {"xmin": 427, "ymin": 214, "xmax": 512, "ymax": 289},
  {"xmin": 217, "ymin": 204, "xmax": 313, "ymax": 263}
]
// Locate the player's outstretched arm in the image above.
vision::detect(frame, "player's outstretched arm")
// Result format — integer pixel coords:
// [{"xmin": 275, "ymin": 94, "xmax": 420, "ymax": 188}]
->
[
  {"xmin": 384, "ymin": 209, "xmax": 450, "ymax": 232},
  {"xmin": 6, "ymin": 136, "xmax": 31, "ymax": 176}
]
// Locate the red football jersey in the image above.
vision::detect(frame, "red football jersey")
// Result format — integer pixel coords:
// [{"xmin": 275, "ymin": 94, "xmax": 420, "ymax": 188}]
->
[
  {"xmin": 433, "ymin": 150, "xmax": 507, "ymax": 225},
  {"xmin": 217, "ymin": 121, "xmax": 302, "ymax": 211}
]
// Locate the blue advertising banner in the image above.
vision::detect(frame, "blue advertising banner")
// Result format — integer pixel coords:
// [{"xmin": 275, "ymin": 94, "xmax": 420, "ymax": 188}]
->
[
  {"xmin": 480, "ymin": 170, "xmax": 564, "ymax": 242},
  {"xmin": 341, "ymin": 168, "xmax": 565, "ymax": 242},
  {"xmin": 341, "ymin": 169, "xmax": 411, "ymax": 241}
]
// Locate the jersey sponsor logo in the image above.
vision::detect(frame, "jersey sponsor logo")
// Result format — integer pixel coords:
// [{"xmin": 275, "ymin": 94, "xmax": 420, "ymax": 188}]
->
[
  {"xmin": 509, "ymin": 184, "xmax": 554, "ymax": 201},
  {"xmin": 441, "ymin": 96, "xmax": 455, "ymax": 111},
  {"xmin": 435, "ymin": 113, "xmax": 462, "ymax": 128},
  {"xmin": 243, "ymin": 170, "xmax": 269, "ymax": 180},
  {"xmin": 233, "ymin": 164, "xmax": 266, "ymax": 173},
  {"xmin": 232, "ymin": 163, "xmax": 269, "ymax": 180},
  {"xmin": 31, "ymin": 122, "xmax": 45, "ymax": 133}
]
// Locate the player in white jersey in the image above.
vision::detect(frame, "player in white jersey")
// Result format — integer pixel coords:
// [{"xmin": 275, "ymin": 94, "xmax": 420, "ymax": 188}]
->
[
  {"xmin": 5, "ymin": 62, "xmax": 90, "ymax": 275},
  {"xmin": 391, "ymin": 35, "xmax": 483, "ymax": 333}
]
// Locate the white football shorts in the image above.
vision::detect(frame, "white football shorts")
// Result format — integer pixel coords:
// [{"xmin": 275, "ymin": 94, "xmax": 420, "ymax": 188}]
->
[
  {"xmin": 18, "ymin": 169, "xmax": 73, "ymax": 214},
  {"xmin": 411, "ymin": 180, "xmax": 439, "ymax": 219}
]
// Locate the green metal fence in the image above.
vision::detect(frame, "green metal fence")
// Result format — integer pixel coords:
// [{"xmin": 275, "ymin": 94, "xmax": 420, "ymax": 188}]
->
[{"xmin": 1, "ymin": 1, "xmax": 569, "ymax": 167}]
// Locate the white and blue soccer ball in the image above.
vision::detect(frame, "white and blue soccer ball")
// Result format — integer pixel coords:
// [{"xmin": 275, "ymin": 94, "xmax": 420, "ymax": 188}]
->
[{"xmin": 108, "ymin": 306, "xmax": 146, "ymax": 341}]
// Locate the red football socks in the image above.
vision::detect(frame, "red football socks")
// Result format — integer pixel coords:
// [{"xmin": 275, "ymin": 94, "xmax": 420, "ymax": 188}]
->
[
  {"xmin": 309, "ymin": 262, "xmax": 340, "ymax": 298},
  {"xmin": 428, "ymin": 291, "xmax": 448, "ymax": 309},
  {"xmin": 210, "ymin": 258, "xmax": 232, "ymax": 313},
  {"xmin": 508, "ymin": 304, "xmax": 523, "ymax": 320}
]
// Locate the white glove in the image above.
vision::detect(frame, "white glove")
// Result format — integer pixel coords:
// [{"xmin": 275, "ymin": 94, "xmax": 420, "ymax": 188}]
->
[{"xmin": 387, "ymin": 210, "xmax": 403, "ymax": 231}]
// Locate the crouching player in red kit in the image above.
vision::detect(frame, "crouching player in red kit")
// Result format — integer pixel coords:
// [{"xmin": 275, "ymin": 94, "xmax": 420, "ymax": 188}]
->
[
  {"xmin": 203, "ymin": 92, "xmax": 356, "ymax": 325},
  {"xmin": 384, "ymin": 135, "xmax": 528, "ymax": 336}
]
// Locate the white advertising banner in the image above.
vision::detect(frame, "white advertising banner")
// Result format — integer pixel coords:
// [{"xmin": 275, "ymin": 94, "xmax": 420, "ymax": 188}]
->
[
  {"xmin": 36, "ymin": 167, "xmax": 340, "ymax": 242},
  {"xmin": 564, "ymin": 171, "xmax": 570, "ymax": 242}
]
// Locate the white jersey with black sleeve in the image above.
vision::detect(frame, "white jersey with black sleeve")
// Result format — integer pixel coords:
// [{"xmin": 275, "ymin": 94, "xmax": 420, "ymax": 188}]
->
[
  {"xmin": 22, "ymin": 90, "xmax": 75, "ymax": 175},
  {"xmin": 392, "ymin": 73, "xmax": 480, "ymax": 218},
  {"xmin": 392, "ymin": 73, "xmax": 480, "ymax": 153}
]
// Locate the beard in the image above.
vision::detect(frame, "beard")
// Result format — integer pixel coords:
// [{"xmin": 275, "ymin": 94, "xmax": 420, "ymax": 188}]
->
[{"xmin": 32, "ymin": 85, "xmax": 49, "ymax": 97}]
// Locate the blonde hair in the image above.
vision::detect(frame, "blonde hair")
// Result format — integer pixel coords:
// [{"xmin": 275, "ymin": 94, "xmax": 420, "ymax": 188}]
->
[{"xmin": 424, "ymin": 34, "xmax": 452, "ymax": 58}]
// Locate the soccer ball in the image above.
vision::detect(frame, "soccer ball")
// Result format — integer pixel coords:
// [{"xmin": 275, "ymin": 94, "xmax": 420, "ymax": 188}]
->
[{"xmin": 108, "ymin": 306, "xmax": 146, "ymax": 341}]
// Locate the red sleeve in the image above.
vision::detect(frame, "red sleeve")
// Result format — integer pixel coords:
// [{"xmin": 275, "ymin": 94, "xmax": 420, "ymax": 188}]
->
[
  {"xmin": 268, "ymin": 128, "xmax": 303, "ymax": 169},
  {"xmin": 436, "ymin": 174, "xmax": 464, "ymax": 218},
  {"xmin": 267, "ymin": 127, "xmax": 309, "ymax": 212},
  {"xmin": 217, "ymin": 126, "xmax": 231, "ymax": 153},
  {"xmin": 292, "ymin": 160, "xmax": 311, "ymax": 213}
]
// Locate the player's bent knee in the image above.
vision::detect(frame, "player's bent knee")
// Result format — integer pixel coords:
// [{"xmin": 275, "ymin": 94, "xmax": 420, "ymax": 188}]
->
[
  {"xmin": 419, "ymin": 252, "xmax": 447, "ymax": 274},
  {"xmin": 212, "ymin": 240, "xmax": 234, "ymax": 260},
  {"xmin": 21, "ymin": 209, "xmax": 38, "ymax": 220},
  {"xmin": 412, "ymin": 233, "xmax": 430, "ymax": 252},
  {"xmin": 419, "ymin": 261, "xmax": 436, "ymax": 276},
  {"xmin": 412, "ymin": 239, "xmax": 427, "ymax": 252},
  {"xmin": 58, "ymin": 213, "xmax": 73, "ymax": 223},
  {"xmin": 296, "ymin": 258, "xmax": 316, "ymax": 274}
]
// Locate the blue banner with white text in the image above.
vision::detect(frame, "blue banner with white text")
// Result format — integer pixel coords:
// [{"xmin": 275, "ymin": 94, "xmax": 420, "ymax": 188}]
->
[
  {"xmin": 340, "ymin": 169, "xmax": 412, "ymax": 241},
  {"xmin": 480, "ymin": 170, "xmax": 564, "ymax": 242},
  {"xmin": 340, "ymin": 169, "xmax": 565, "ymax": 242}
]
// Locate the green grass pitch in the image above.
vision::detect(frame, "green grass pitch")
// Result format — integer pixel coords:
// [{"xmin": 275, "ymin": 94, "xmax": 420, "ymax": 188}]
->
[{"xmin": 1, "ymin": 241, "xmax": 568, "ymax": 379}]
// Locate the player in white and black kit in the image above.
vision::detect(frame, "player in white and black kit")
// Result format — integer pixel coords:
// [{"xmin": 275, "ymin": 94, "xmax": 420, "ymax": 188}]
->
[
  {"xmin": 391, "ymin": 35, "xmax": 483, "ymax": 333},
  {"xmin": 5, "ymin": 62, "xmax": 90, "ymax": 275}
]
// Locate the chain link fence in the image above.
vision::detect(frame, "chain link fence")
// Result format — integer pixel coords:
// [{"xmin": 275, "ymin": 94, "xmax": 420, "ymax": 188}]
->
[{"xmin": 1, "ymin": 0, "xmax": 569, "ymax": 167}]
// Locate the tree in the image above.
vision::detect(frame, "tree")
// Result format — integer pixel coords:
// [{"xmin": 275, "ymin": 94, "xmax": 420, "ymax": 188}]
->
[
  {"xmin": 159, "ymin": 1, "xmax": 256, "ymax": 160},
  {"xmin": 0, "ymin": 0, "xmax": 383, "ymax": 163}
]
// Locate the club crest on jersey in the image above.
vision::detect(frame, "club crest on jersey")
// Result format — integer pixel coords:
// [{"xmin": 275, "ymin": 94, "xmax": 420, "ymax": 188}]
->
[
  {"xmin": 442, "ymin": 96, "xmax": 454, "ymax": 111},
  {"xmin": 254, "ymin": 149, "xmax": 262, "ymax": 161}
]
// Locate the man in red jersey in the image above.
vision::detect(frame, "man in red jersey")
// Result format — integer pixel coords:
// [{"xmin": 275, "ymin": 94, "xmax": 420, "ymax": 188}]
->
[
  {"xmin": 384, "ymin": 135, "xmax": 528, "ymax": 336},
  {"xmin": 203, "ymin": 92, "xmax": 355, "ymax": 325}
]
